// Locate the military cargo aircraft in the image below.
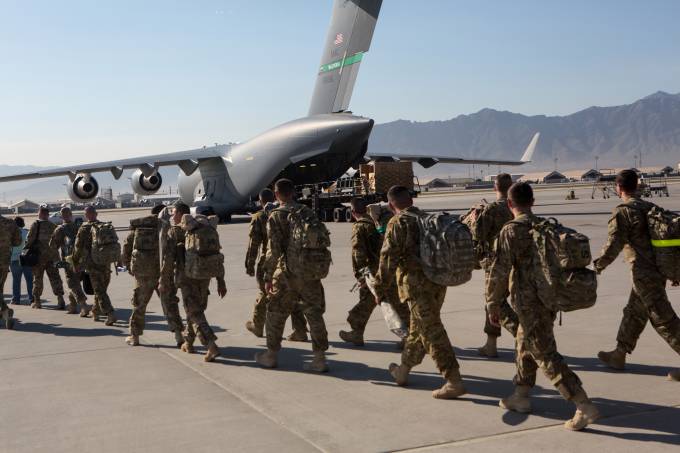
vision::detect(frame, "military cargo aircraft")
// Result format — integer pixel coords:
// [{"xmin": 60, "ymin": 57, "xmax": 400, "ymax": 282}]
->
[{"xmin": 0, "ymin": 0, "xmax": 537, "ymax": 220}]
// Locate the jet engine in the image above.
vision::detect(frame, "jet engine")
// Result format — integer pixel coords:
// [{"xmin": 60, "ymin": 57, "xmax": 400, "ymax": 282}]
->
[
  {"xmin": 66, "ymin": 174, "xmax": 99, "ymax": 202},
  {"xmin": 131, "ymin": 169, "xmax": 163, "ymax": 195}
]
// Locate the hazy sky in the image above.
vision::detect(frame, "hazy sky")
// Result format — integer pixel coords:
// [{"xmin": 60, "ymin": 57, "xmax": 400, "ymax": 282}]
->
[{"xmin": 1, "ymin": 0, "xmax": 679, "ymax": 166}]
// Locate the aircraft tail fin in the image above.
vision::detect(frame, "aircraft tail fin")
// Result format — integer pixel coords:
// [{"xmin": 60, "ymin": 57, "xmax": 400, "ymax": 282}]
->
[
  {"xmin": 520, "ymin": 132, "xmax": 540, "ymax": 162},
  {"xmin": 308, "ymin": 0, "xmax": 382, "ymax": 116}
]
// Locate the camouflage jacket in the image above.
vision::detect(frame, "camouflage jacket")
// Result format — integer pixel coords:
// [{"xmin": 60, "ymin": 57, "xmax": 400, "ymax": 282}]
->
[
  {"xmin": 486, "ymin": 213, "xmax": 545, "ymax": 313},
  {"xmin": 50, "ymin": 221, "xmax": 79, "ymax": 261},
  {"xmin": 262, "ymin": 201, "xmax": 314, "ymax": 280},
  {"xmin": 160, "ymin": 224, "xmax": 187, "ymax": 287},
  {"xmin": 351, "ymin": 216, "xmax": 381, "ymax": 279},
  {"xmin": 26, "ymin": 219, "xmax": 59, "ymax": 263},
  {"xmin": 0, "ymin": 215, "xmax": 22, "ymax": 266},
  {"xmin": 374, "ymin": 206, "xmax": 426, "ymax": 300},
  {"xmin": 476, "ymin": 199, "xmax": 513, "ymax": 270},
  {"xmin": 245, "ymin": 210, "xmax": 268, "ymax": 276},
  {"xmin": 595, "ymin": 197, "xmax": 657, "ymax": 273}
]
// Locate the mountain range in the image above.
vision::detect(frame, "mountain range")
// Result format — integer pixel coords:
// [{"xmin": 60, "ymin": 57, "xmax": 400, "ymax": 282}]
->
[{"xmin": 2, "ymin": 91, "xmax": 680, "ymax": 203}]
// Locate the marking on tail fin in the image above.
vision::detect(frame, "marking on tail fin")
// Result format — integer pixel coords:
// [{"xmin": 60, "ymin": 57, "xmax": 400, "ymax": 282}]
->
[
  {"xmin": 521, "ymin": 132, "xmax": 540, "ymax": 162},
  {"xmin": 319, "ymin": 52, "xmax": 364, "ymax": 73}
]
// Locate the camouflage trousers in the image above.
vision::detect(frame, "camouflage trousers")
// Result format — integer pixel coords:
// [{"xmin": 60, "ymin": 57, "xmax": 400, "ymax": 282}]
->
[
  {"xmin": 252, "ymin": 273, "xmax": 307, "ymax": 336},
  {"xmin": 347, "ymin": 285, "xmax": 411, "ymax": 334},
  {"xmin": 88, "ymin": 269, "xmax": 115, "ymax": 316},
  {"xmin": 266, "ymin": 270, "xmax": 328, "ymax": 353},
  {"xmin": 400, "ymin": 274, "xmax": 459, "ymax": 379},
  {"xmin": 0, "ymin": 265, "xmax": 9, "ymax": 313},
  {"xmin": 160, "ymin": 283, "xmax": 184, "ymax": 334},
  {"xmin": 129, "ymin": 276, "xmax": 159, "ymax": 336},
  {"xmin": 484, "ymin": 270, "xmax": 519, "ymax": 338},
  {"xmin": 32, "ymin": 261, "xmax": 64, "ymax": 301},
  {"xmin": 63, "ymin": 266, "xmax": 87, "ymax": 306},
  {"xmin": 180, "ymin": 278, "xmax": 217, "ymax": 346},
  {"xmin": 615, "ymin": 271, "xmax": 680, "ymax": 356},
  {"xmin": 514, "ymin": 304, "xmax": 584, "ymax": 400}
]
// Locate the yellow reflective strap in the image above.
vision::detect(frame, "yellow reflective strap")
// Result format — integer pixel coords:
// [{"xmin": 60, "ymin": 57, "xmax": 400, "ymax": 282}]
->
[{"xmin": 651, "ymin": 239, "xmax": 680, "ymax": 247}]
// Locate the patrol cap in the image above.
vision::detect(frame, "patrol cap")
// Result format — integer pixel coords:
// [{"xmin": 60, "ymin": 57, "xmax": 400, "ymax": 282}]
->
[{"xmin": 38, "ymin": 204, "xmax": 49, "ymax": 213}]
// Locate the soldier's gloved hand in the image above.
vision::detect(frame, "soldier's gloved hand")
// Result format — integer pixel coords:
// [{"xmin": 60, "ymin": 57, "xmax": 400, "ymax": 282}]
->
[
  {"xmin": 265, "ymin": 281, "xmax": 273, "ymax": 294},
  {"xmin": 487, "ymin": 305, "xmax": 501, "ymax": 328},
  {"xmin": 592, "ymin": 258, "xmax": 603, "ymax": 274},
  {"xmin": 217, "ymin": 280, "xmax": 227, "ymax": 299},
  {"xmin": 246, "ymin": 266, "xmax": 255, "ymax": 277}
]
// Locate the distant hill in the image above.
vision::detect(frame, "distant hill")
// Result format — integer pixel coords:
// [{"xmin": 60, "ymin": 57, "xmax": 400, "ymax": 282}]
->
[{"xmin": 370, "ymin": 91, "xmax": 680, "ymax": 176}]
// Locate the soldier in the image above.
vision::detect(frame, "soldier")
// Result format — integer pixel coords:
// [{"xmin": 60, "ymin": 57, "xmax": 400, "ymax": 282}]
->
[
  {"xmin": 72, "ymin": 206, "xmax": 117, "ymax": 325},
  {"xmin": 122, "ymin": 205, "xmax": 177, "ymax": 346},
  {"xmin": 1, "ymin": 212, "xmax": 22, "ymax": 328},
  {"xmin": 375, "ymin": 186, "xmax": 466, "ymax": 399},
  {"xmin": 26, "ymin": 205, "xmax": 66, "ymax": 309},
  {"xmin": 339, "ymin": 197, "xmax": 411, "ymax": 347},
  {"xmin": 473, "ymin": 173, "xmax": 519, "ymax": 358},
  {"xmin": 487, "ymin": 182, "xmax": 599, "ymax": 430},
  {"xmin": 49, "ymin": 207, "xmax": 91, "ymax": 316},
  {"xmin": 254, "ymin": 179, "xmax": 330, "ymax": 372},
  {"xmin": 159, "ymin": 202, "xmax": 226, "ymax": 362},
  {"xmin": 157, "ymin": 205, "xmax": 185, "ymax": 347},
  {"xmin": 594, "ymin": 169, "xmax": 680, "ymax": 381},
  {"xmin": 245, "ymin": 188, "xmax": 308, "ymax": 340}
]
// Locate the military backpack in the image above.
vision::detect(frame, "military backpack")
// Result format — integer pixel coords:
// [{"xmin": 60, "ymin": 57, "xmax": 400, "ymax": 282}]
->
[
  {"xmin": 527, "ymin": 217, "xmax": 597, "ymax": 312},
  {"xmin": 460, "ymin": 200, "xmax": 489, "ymax": 270},
  {"xmin": 647, "ymin": 206, "xmax": 680, "ymax": 284},
  {"xmin": 404, "ymin": 211, "xmax": 475, "ymax": 287},
  {"xmin": 90, "ymin": 222, "xmax": 121, "ymax": 267},
  {"xmin": 130, "ymin": 225, "xmax": 160, "ymax": 277},
  {"xmin": 281, "ymin": 205, "xmax": 332, "ymax": 280},
  {"xmin": 183, "ymin": 214, "xmax": 224, "ymax": 280}
]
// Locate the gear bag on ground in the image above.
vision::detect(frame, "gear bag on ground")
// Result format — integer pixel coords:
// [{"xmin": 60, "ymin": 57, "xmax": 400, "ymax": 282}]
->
[
  {"xmin": 528, "ymin": 217, "xmax": 597, "ymax": 312},
  {"xmin": 182, "ymin": 214, "xmax": 224, "ymax": 280},
  {"xmin": 91, "ymin": 222, "xmax": 121, "ymax": 266},
  {"xmin": 647, "ymin": 206, "xmax": 680, "ymax": 284},
  {"xmin": 404, "ymin": 211, "xmax": 475, "ymax": 287},
  {"xmin": 282, "ymin": 205, "xmax": 332, "ymax": 280}
]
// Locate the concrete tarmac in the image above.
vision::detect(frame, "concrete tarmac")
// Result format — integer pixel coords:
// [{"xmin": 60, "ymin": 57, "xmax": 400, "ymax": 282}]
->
[{"xmin": 2, "ymin": 184, "xmax": 679, "ymax": 452}]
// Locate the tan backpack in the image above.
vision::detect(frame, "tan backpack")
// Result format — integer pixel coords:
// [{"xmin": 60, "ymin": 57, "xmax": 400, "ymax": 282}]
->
[
  {"xmin": 647, "ymin": 206, "xmax": 680, "ymax": 284},
  {"xmin": 90, "ymin": 222, "xmax": 121, "ymax": 267},
  {"xmin": 281, "ymin": 205, "xmax": 332, "ymax": 280},
  {"xmin": 182, "ymin": 214, "xmax": 224, "ymax": 280}
]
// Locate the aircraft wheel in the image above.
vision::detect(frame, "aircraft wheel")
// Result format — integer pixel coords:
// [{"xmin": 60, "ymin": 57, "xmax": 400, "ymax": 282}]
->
[
  {"xmin": 333, "ymin": 208, "xmax": 346, "ymax": 222},
  {"xmin": 321, "ymin": 209, "xmax": 334, "ymax": 222},
  {"xmin": 345, "ymin": 207, "xmax": 353, "ymax": 222}
]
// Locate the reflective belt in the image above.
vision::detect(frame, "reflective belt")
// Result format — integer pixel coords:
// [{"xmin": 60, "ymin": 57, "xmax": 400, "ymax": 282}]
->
[{"xmin": 651, "ymin": 239, "xmax": 680, "ymax": 247}]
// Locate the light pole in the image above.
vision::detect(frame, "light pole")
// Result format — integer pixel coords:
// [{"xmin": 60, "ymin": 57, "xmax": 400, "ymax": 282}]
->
[
  {"xmin": 554, "ymin": 157, "xmax": 558, "ymax": 172},
  {"xmin": 595, "ymin": 155, "xmax": 599, "ymax": 171},
  {"xmin": 634, "ymin": 154, "xmax": 638, "ymax": 169}
]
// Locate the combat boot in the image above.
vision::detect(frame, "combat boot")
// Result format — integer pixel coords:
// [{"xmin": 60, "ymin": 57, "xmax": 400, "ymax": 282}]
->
[
  {"xmin": 245, "ymin": 321, "xmax": 263, "ymax": 338},
  {"xmin": 31, "ymin": 299, "xmax": 41, "ymax": 309},
  {"xmin": 433, "ymin": 369, "xmax": 467, "ymax": 399},
  {"xmin": 79, "ymin": 303, "xmax": 91, "ymax": 318},
  {"xmin": 104, "ymin": 313, "xmax": 117, "ymax": 326},
  {"xmin": 181, "ymin": 337, "xmax": 195, "ymax": 354},
  {"xmin": 389, "ymin": 363, "xmax": 411, "ymax": 386},
  {"xmin": 91, "ymin": 307, "xmax": 100, "ymax": 322},
  {"xmin": 255, "ymin": 349, "xmax": 278, "ymax": 368},
  {"xmin": 597, "ymin": 347, "xmax": 626, "ymax": 370},
  {"xmin": 477, "ymin": 335, "xmax": 498, "ymax": 358},
  {"xmin": 125, "ymin": 334, "xmax": 140, "ymax": 346},
  {"xmin": 564, "ymin": 390, "xmax": 599, "ymax": 431},
  {"xmin": 204, "ymin": 341, "xmax": 221, "ymax": 362},
  {"xmin": 174, "ymin": 330, "xmax": 184, "ymax": 348},
  {"xmin": 2, "ymin": 308, "xmax": 15, "ymax": 330},
  {"xmin": 303, "ymin": 352, "xmax": 329, "ymax": 373},
  {"xmin": 339, "ymin": 329, "xmax": 365, "ymax": 346},
  {"xmin": 286, "ymin": 330, "xmax": 308, "ymax": 342},
  {"xmin": 668, "ymin": 369, "xmax": 680, "ymax": 381},
  {"xmin": 56, "ymin": 295, "xmax": 66, "ymax": 310},
  {"xmin": 66, "ymin": 295, "xmax": 78, "ymax": 314},
  {"xmin": 499, "ymin": 385, "xmax": 532, "ymax": 413},
  {"xmin": 396, "ymin": 338, "xmax": 406, "ymax": 351}
]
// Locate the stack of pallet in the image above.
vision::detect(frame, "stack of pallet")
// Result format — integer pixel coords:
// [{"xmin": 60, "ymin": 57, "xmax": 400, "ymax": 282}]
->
[{"xmin": 361, "ymin": 162, "xmax": 414, "ymax": 194}]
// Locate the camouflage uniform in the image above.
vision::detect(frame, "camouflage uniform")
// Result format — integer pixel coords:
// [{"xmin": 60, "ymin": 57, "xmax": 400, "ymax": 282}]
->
[
  {"xmin": 475, "ymin": 199, "xmax": 519, "ymax": 338},
  {"xmin": 50, "ymin": 221, "xmax": 87, "ymax": 308},
  {"xmin": 594, "ymin": 197, "xmax": 680, "ymax": 356},
  {"xmin": 263, "ymin": 202, "xmax": 328, "ymax": 353},
  {"xmin": 122, "ymin": 215, "xmax": 162, "ymax": 336},
  {"xmin": 72, "ymin": 221, "xmax": 115, "ymax": 316},
  {"xmin": 487, "ymin": 214, "xmax": 586, "ymax": 401},
  {"xmin": 375, "ymin": 206, "xmax": 459, "ymax": 380},
  {"xmin": 161, "ymin": 224, "xmax": 224, "ymax": 346},
  {"xmin": 347, "ymin": 216, "xmax": 410, "ymax": 333},
  {"xmin": 245, "ymin": 209, "xmax": 306, "ymax": 336},
  {"xmin": 1, "ymin": 215, "xmax": 22, "ymax": 316},
  {"xmin": 26, "ymin": 219, "xmax": 64, "ymax": 302}
]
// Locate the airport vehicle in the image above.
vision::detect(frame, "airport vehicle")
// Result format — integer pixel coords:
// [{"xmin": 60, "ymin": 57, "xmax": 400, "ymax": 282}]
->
[
  {"xmin": 0, "ymin": 0, "xmax": 537, "ymax": 221},
  {"xmin": 640, "ymin": 175, "xmax": 670, "ymax": 197}
]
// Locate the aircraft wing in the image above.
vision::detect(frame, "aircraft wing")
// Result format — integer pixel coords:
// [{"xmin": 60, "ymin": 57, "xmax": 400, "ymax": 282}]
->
[
  {"xmin": 0, "ymin": 144, "xmax": 231, "ymax": 182},
  {"xmin": 366, "ymin": 132, "xmax": 539, "ymax": 169}
]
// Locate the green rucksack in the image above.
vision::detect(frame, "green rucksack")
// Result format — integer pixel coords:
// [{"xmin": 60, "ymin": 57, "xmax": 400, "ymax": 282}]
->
[
  {"xmin": 528, "ymin": 217, "xmax": 597, "ymax": 312},
  {"xmin": 282, "ymin": 205, "xmax": 332, "ymax": 280},
  {"xmin": 90, "ymin": 222, "xmax": 121, "ymax": 267},
  {"xmin": 130, "ymin": 226, "xmax": 160, "ymax": 277},
  {"xmin": 183, "ymin": 214, "xmax": 224, "ymax": 280},
  {"xmin": 647, "ymin": 206, "xmax": 680, "ymax": 284}
]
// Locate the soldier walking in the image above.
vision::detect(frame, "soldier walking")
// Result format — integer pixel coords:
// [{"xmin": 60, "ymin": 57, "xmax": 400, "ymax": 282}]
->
[
  {"xmin": 255, "ymin": 179, "xmax": 331, "ymax": 372},
  {"xmin": 340, "ymin": 197, "xmax": 410, "ymax": 347},
  {"xmin": 375, "ymin": 186, "xmax": 466, "ymax": 399},
  {"xmin": 26, "ymin": 205, "xmax": 66, "ymax": 309},
  {"xmin": 50, "ymin": 207, "xmax": 91, "ymax": 316},
  {"xmin": 245, "ymin": 188, "xmax": 308, "ymax": 341},
  {"xmin": 487, "ymin": 182, "xmax": 599, "ymax": 430},
  {"xmin": 72, "ymin": 206, "xmax": 117, "ymax": 325},
  {"xmin": 0, "ymin": 213, "xmax": 22, "ymax": 328},
  {"xmin": 594, "ymin": 170, "xmax": 680, "ymax": 381}
]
